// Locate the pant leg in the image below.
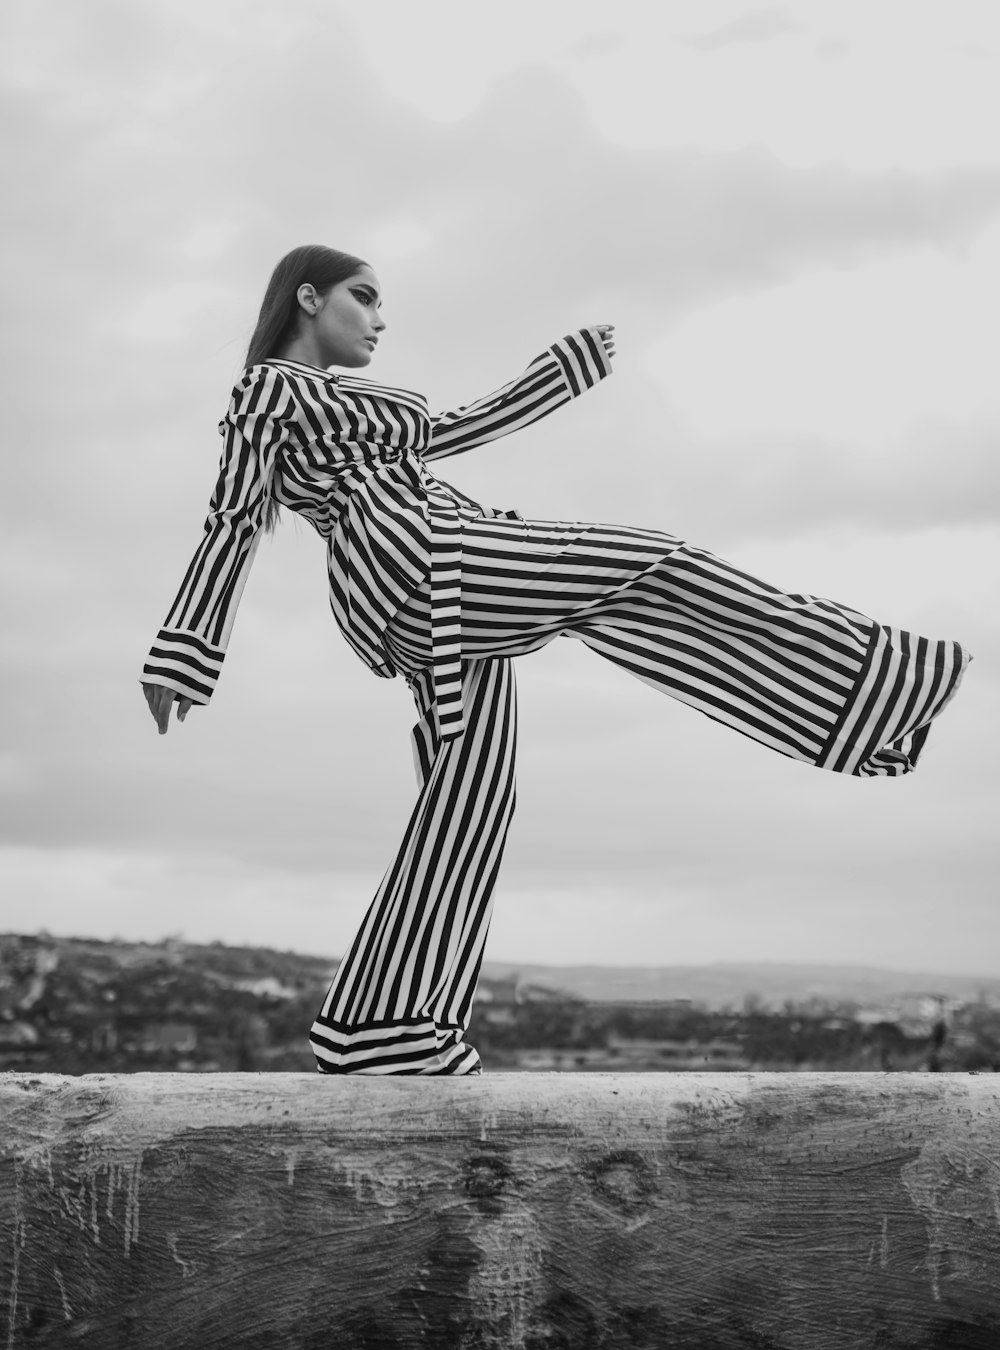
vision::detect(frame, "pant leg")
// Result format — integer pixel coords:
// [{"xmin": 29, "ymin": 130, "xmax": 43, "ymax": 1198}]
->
[
  {"xmin": 309, "ymin": 654, "xmax": 517, "ymax": 1074},
  {"xmin": 385, "ymin": 515, "xmax": 969, "ymax": 778}
]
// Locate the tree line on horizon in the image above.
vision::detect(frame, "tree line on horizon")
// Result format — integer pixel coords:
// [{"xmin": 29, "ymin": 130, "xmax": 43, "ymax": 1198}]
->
[{"xmin": 2, "ymin": 933, "xmax": 998, "ymax": 1075}]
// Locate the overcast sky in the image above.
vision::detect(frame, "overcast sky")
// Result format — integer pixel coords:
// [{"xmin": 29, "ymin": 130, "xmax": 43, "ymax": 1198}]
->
[{"xmin": 2, "ymin": 0, "xmax": 998, "ymax": 975}]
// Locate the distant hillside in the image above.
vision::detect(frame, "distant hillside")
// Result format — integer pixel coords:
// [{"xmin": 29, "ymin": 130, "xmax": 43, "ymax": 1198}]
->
[
  {"xmin": 479, "ymin": 960, "xmax": 1000, "ymax": 1009},
  {"xmin": 4, "ymin": 932, "xmax": 996, "ymax": 1011},
  {"xmin": 4, "ymin": 934, "xmax": 999, "ymax": 1075}
]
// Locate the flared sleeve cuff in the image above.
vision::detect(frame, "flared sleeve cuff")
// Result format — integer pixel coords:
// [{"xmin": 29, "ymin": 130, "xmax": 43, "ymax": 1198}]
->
[
  {"xmin": 545, "ymin": 327, "xmax": 615, "ymax": 396},
  {"xmin": 140, "ymin": 628, "xmax": 225, "ymax": 704}
]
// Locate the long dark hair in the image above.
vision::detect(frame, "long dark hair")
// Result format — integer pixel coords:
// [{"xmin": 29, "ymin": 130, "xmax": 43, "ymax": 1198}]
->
[{"xmin": 245, "ymin": 245, "xmax": 369, "ymax": 532}]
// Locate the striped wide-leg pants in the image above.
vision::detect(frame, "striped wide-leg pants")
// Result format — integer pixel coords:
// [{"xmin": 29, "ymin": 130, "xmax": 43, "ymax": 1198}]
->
[
  {"xmin": 309, "ymin": 654, "xmax": 517, "ymax": 1074},
  {"xmin": 310, "ymin": 517, "xmax": 969, "ymax": 1073}
]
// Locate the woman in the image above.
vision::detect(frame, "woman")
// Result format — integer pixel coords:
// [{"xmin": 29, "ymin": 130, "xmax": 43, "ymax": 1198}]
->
[{"xmin": 142, "ymin": 244, "xmax": 969, "ymax": 1075}]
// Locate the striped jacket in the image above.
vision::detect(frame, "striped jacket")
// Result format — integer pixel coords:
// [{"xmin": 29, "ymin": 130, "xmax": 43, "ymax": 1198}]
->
[{"xmin": 141, "ymin": 328, "xmax": 613, "ymax": 738}]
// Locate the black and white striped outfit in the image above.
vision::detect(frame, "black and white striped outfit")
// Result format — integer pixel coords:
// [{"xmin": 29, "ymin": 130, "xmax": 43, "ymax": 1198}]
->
[{"xmin": 142, "ymin": 328, "xmax": 969, "ymax": 1074}]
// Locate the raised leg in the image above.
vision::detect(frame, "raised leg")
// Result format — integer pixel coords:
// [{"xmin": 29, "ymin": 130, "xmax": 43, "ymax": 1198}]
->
[
  {"xmin": 387, "ymin": 515, "xmax": 969, "ymax": 778},
  {"xmin": 309, "ymin": 655, "xmax": 517, "ymax": 1073}
]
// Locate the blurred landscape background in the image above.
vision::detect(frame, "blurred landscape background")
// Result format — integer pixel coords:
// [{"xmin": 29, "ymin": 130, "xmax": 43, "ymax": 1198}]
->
[{"xmin": 4, "ymin": 932, "xmax": 998, "ymax": 1077}]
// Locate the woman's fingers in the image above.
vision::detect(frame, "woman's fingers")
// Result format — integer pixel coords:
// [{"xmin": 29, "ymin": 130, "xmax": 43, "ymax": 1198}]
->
[
  {"xmin": 155, "ymin": 688, "xmax": 176, "ymax": 734},
  {"xmin": 141, "ymin": 683, "xmax": 163, "ymax": 726},
  {"xmin": 141, "ymin": 682, "xmax": 196, "ymax": 734},
  {"xmin": 594, "ymin": 323, "xmax": 616, "ymax": 358},
  {"xmin": 141, "ymin": 682, "xmax": 175, "ymax": 734}
]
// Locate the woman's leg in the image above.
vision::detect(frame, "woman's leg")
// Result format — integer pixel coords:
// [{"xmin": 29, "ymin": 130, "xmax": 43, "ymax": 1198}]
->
[
  {"xmin": 309, "ymin": 655, "xmax": 517, "ymax": 1074},
  {"xmin": 386, "ymin": 516, "xmax": 968, "ymax": 777}
]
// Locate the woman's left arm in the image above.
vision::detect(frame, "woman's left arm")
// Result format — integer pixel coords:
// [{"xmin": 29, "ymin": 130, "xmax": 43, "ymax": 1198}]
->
[
  {"xmin": 139, "ymin": 364, "xmax": 294, "ymax": 722},
  {"xmin": 424, "ymin": 324, "xmax": 615, "ymax": 461}
]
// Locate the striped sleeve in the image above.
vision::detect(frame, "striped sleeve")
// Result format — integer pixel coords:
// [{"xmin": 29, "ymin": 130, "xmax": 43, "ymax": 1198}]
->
[
  {"xmin": 423, "ymin": 326, "xmax": 613, "ymax": 461},
  {"xmin": 140, "ymin": 365, "xmax": 294, "ymax": 704}
]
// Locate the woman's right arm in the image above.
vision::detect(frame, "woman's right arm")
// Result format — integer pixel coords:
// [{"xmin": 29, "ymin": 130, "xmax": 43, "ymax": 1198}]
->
[
  {"xmin": 140, "ymin": 364, "xmax": 294, "ymax": 734},
  {"xmin": 424, "ymin": 325, "xmax": 615, "ymax": 461}
]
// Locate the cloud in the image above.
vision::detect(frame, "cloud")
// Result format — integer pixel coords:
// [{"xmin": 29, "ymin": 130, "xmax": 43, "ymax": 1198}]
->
[
  {"xmin": 634, "ymin": 423, "xmax": 1000, "ymax": 541},
  {"xmin": 643, "ymin": 228, "xmax": 1000, "ymax": 436},
  {"xmin": 10, "ymin": 45, "xmax": 1000, "ymax": 538},
  {"xmin": 384, "ymin": 69, "xmax": 1000, "ymax": 367},
  {"xmin": 684, "ymin": 7, "xmax": 796, "ymax": 52},
  {"xmin": 2, "ymin": 1, "xmax": 996, "ymax": 968},
  {"xmin": 4, "ymin": 832, "xmax": 996, "ymax": 973}
]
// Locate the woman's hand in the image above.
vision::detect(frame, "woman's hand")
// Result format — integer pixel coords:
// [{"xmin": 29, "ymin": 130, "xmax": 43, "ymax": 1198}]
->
[
  {"xmin": 142, "ymin": 682, "xmax": 194, "ymax": 735},
  {"xmin": 595, "ymin": 323, "xmax": 616, "ymax": 360}
]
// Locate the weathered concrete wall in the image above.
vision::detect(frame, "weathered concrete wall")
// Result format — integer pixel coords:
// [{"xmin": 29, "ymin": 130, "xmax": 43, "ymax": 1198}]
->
[{"xmin": 2, "ymin": 1072, "xmax": 999, "ymax": 1349}]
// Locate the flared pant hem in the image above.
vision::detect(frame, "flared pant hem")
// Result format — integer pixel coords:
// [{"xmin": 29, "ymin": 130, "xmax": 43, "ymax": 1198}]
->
[{"xmin": 310, "ymin": 1014, "xmax": 483, "ymax": 1075}]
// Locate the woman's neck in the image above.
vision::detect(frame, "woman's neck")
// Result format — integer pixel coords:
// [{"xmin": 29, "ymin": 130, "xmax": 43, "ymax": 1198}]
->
[{"xmin": 274, "ymin": 333, "xmax": 330, "ymax": 369}]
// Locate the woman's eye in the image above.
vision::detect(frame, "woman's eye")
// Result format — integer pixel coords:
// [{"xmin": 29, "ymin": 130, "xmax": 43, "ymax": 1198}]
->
[{"xmin": 352, "ymin": 291, "xmax": 372, "ymax": 305}]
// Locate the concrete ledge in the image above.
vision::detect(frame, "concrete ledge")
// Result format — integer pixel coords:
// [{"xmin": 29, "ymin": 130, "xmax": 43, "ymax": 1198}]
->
[{"xmin": 2, "ymin": 1072, "xmax": 999, "ymax": 1348}]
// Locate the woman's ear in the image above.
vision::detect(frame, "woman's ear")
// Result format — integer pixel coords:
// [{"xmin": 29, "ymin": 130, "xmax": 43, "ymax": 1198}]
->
[{"xmin": 295, "ymin": 283, "xmax": 320, "ymax": 315}]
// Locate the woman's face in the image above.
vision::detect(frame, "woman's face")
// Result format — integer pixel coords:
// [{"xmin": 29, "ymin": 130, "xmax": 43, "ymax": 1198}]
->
[{"xmin": 306, "ymin": 265, "xmax": 386, "ymax": 369}]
